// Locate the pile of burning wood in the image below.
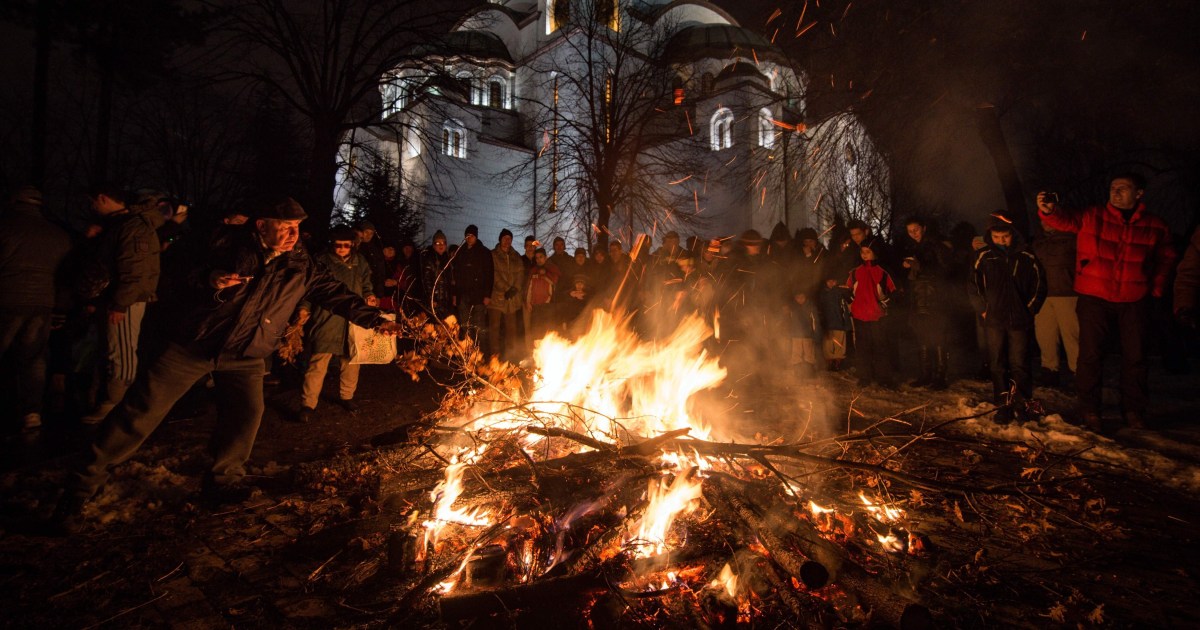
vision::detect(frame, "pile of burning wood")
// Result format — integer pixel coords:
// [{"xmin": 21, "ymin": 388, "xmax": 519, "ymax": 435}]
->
[{"xmin": 365, "ymin": 309, "xmax": 1068, "ymax": 628}]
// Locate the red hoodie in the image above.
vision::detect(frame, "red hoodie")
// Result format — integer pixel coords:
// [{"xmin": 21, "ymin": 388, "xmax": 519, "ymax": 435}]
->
[
  {"xmin": 1039, "ymin": 202, "xmax": 1176, "ymax": 303},
  {"xmin": 847, "ymin": 261, "xmax": 895, "ymax": 322}
]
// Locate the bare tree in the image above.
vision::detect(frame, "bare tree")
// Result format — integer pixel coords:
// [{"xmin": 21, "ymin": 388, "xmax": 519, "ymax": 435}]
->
[
  {"xmin": 209, "ymin": 0, "xmax": 467, "ymax": 234},
  {"xmin": 511, "ymin": 3, "xmax": 702, "ymax": 250}
]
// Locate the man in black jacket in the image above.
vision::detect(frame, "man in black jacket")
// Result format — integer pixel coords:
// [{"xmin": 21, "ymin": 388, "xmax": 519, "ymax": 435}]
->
[
  {"xmin": 0, "ymin": 186, "xmax": 71, "ymax": 431},
  {"xmin": 452, "ymin": 225, "xmax": 493, "ymax": 348},
  {"xmin": 973, "ymin": 220, "xmax": 1047, "ymax": 422},
  {"xmin": 53, "ymin": 198, "xmax": 400, "ymax": 529}
]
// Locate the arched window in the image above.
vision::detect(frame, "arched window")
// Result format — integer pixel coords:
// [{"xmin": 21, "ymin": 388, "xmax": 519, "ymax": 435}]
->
[
  {"xmin": 758, "ymin": 108, "xmax": 775, "ymax": 148},
  {"xmin": 442, "ymin": 119, "xmax": 466, "ymax": 158},
  {"xmin": 487, "ymin": 77, "xmax": 507, "ymax": 108},
  {"xmin": 456, "ymin": 71, "xmax": 480, "ymax": 105},
  {"xmin": 710, "ymin": 107, "xmax": 733, "ymax": 151},
  {"xmin": 380, "ymin": 81, "xmax": 401, "ymax": 117},
  {"xmin": 700, "ymin": 72, "xmax": 715, "ymax": 95}
]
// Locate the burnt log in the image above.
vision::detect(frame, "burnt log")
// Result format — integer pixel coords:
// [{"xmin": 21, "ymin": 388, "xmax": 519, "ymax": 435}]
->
[
  {"xmin": 708, "ymin": 476, "xmax": 932, "ymax": 630},
  {"xmin": 438, "ymin": 571, "xmax": 613, "ymax": 621}
]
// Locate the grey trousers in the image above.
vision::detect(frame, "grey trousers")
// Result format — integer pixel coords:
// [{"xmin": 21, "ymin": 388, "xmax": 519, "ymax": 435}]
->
[
  {"xmin": 106, "ymin": 302, "xmax": 146, "ymax": 384},
  {"xmin": 301, "ymin": 352, "xmax": 359, "ymax": 408},
  {"xmin": 68, "ymin": 342, "xmax": 265, "ymax": 498}
]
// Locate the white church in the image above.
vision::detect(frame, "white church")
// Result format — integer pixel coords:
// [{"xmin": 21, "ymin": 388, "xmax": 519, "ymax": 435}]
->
[{"xmin": 335, "ymin": 0, "xmax": 888, "ymax": 248}]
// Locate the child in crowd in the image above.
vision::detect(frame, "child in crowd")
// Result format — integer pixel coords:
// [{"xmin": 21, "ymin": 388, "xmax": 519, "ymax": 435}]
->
[
  {"xmin": 819, "ymin": 277, "xmax": 853, "ymax": 371},
  {"xmin": 847, "ymin": 240, "xmax": 897, "ymax": 388},
  {"xmin": 788, "ymin": 289, "xmax": 819, "ymax": 377}
]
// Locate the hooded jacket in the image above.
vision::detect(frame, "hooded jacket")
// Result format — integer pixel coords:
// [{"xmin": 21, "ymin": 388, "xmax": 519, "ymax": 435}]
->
[
  {"xmin": 302, "ymin": 249, "xmax": 374, "ymax": 355},
  {"xmin": 973, "ymin": 243, "xmax": 1047, "ymax": 329},
  {"xmin": 1039, "ymin": 202, "xmax": 1175, "ymax": 303},
  {"xmin": 99, "ymin": 204, "xmax": 166, "ymax": 311}
]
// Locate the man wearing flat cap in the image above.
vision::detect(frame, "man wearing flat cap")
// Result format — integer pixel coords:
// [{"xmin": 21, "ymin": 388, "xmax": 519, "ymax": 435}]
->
[{"xmin": 53, "ymin": 197, "xmax": 402, "ymax": 531}]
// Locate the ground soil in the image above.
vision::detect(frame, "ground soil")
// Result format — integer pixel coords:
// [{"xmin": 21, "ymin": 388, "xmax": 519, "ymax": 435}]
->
[{"xmin": 1, "ymin": 355, "xmax": 1198, "ymax": 629}]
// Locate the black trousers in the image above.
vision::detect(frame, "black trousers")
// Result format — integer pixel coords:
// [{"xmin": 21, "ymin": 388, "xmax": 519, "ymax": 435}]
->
[
  {"xmin": 1075, "ymin": 295, "xmax": 1148, "ymax": 414},
  {"xmin": 854, "ymin": 319, "xmax": 895, "ymax": 385},
  {"xmin": 0, "ymin": 310, "xmax": 52, "ymax": 418},
  {"xmin": 985, "ymin": 326, "xmax": 1032, "ymax": 405},
  {"xmin": 68, "ymin": 342, "xmax": 266, "ymax": 499}
]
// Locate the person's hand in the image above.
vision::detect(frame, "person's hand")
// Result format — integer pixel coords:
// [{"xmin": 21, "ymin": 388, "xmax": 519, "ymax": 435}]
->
[
  {"xmin": 108, "ymin": 309, "xmax": 126, "ymax": 324},
  {"xmin": 366, "ymin": 295, "xmax": 379, "ymax": 307},
  {"xmin": 376, "ymin": 321, "xmax": 403, "ymax": 336},
  {"xmin": 210, "ymin": 271, "xmax": 249, "ymax": 289},
  {"xmin": 482, "ymin": 297, "xmax": 491, "ymax": 306},
  {"xmin": 1036, "ymin": 191, "xmax": 1058, "ymax": 214}
]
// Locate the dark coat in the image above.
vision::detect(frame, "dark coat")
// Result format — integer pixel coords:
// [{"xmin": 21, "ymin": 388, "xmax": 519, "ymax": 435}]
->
[
  {"xmin": 452, "ymin": 242, "xmax": 493, "ymax": 306},
  {"xmin": 99, "ymin": 206, "xmax": 166, "ymax": 311},
  {"xmin": 973, "ymin": 245, "xmax": 1047, "ymax": 330},
  {"xmin": 172, "ymin": 226, "xmax": 384, "ymax": 359},
  {"xmin": 420, "ymin": 246, "xmax": 454, "ymax": 318},
  {"xmin": 1031, "ymin": 229, "xmax": 1077, "ymax": 297},
  {"xmin": 303, "ymin": 251, "xmax": 374, "ymax": 355},
  {"xmin": 819, "ymin": 284, "xmax": 853, "ymax": 331},
  {"xmin": 903, "ymin": 237, "xmax": 952, "ymax": 315},
  {"xmin": 0, "ymin": 203, "xmax": 71, "ymax": 312}
]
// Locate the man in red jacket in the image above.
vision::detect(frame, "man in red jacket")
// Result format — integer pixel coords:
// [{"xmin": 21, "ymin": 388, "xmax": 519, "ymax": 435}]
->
[{"xmin": 1037, "ymin": 173, "xmax": 1176, "ymax": 431}]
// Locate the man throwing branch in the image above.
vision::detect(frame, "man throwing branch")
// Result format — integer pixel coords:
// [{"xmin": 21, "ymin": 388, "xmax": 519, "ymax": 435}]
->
[
  {"xmin": 1037, "ymin": 174, "xmax": 1176, "ymax": 431},
  {"xmin": 54, "ymin": 198, "xmax": 401, "ymax": 530}
]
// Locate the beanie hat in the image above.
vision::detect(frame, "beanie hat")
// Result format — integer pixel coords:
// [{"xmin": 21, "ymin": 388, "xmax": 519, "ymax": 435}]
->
[
  {"xmin": 464, "ymin": 224, "xmax": 479, "ymax": 237},
  {"xmin": 432, "ymin": 230, "xmax": 448, "ymax": 244},
  {"xmin": 797, "ymin": 227, "xmax": 819, "ymax": 242},
  {"xmin": 499, "ymin": 228, "xmax": 513, "ymax": 241},
  {"xmin": 769, "ymin": 221, "xmax": 790, "ymax": 242}
]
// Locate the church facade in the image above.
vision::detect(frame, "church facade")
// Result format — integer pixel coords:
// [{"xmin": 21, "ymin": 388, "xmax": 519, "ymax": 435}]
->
[{"xmin": 335, "ymin": 0, "xmax": 888, "ymax": 248}]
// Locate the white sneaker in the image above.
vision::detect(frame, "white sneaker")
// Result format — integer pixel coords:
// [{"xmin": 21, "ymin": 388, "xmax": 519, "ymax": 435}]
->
[{"xmin": 22, "ymin": 413, "xmax": 42, "ymax": 429}]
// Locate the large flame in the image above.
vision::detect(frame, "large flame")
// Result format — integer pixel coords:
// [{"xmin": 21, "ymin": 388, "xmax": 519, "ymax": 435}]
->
[{"xmin": 423, "ymin": 446, "xmax": 492, "ymax": 548}]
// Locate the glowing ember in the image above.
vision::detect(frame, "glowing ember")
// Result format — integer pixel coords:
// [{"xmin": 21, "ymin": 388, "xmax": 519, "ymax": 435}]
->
[
  {"xmin": 710, "ymin": 563, "xmax": 738, "ymax": 599},
  {"xmin": 627, "ymin": 469, "xmax": 704, "ymax": 558},
  {"xmin": 877, "ymin": 532, "xmax": 905, "ymax": 553},
  {"xmin": 423, "ymin": 446, "xmax": 493, "ymax": 548},
  {"xmin": 858, "ymin": 492, "xmax": 904, "ymax": 524}
]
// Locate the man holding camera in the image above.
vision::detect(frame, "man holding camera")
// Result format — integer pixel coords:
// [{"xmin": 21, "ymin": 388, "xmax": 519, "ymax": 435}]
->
[
  {"xmin": 1037, "ymin": 174, "xmax": 1176, "ymax": 431},
  {"xmin": 53, "ymin": 198, "xmax": 402, "ymax": 531}
]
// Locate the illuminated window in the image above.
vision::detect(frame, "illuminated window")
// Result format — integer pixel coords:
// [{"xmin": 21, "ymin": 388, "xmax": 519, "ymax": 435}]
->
[
  {"xmin": 442, "ymin": 120, "xmax": 466, "ymax": 158},
  {"xmin": 487, "ymin": 77, "xmax": 507, "ymax": 108},
  {"xmin": 710, "ymin": 107, "xmax": 733, "ymax": 151},
  {"xmin": 547, "ymin": 0, "xmax": 570, "ymax": 34},
  {"xmin": 456, "ymin": 71, "xmax": 480, "ymax": 105},
  {"xmin": 758, "ymin": 108, "xmax": 775, "ymax": 148}
]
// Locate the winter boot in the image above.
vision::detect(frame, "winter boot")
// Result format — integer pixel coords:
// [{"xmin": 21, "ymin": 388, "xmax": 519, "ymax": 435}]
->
[
  {"xmin": 1038, "ymin": 368, "xmax": 1061, "ymax": 388},
  {"xmin": 909, "ymin": 347, "xmax": 933, "ymax": 388},
  {"xmin": 929, "ymin": 348, "xmax": 950, "ymax": 390}
]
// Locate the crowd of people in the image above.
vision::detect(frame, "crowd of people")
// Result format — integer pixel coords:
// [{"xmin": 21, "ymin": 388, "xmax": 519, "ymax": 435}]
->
[{"xmin": 0, "ymin": 173, "xmax": 1197, "ymax": 531}]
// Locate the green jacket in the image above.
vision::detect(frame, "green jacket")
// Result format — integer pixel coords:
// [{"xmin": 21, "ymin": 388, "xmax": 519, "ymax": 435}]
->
[
  {"xmin": 303, "ymin": 250, "xmax": 374, "ymax": 355},
  {"xmin": 489, "ymin": 245, "xmax": 525, "ymax": 314}
]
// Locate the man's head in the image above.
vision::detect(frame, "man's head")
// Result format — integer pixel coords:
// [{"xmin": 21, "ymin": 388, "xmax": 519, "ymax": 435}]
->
[
  {"xmin": 574, "ymin": 248, "xmax": 587, "ymax": 264},
  {"xmin": 593, "ymin": 248, "xmax": 608, "ymax": 263},
  {"xmin": 464, "ymin": 224, "xmax": 479, "ymax": 247},
  {"xmin": 355, "ymin": 221, "xmax": 376, "ymax": 242},
  {"xmin": 989, "ymin": 224, "xmax": 1014, "ymax": 248},
  {"xmin": 553, "ymin": 237, "xmax": 566, "ymax": 254},
  {"xmin": 402, "ymin": 242, "xmax": 415, "ymax": 258},
  {"xmin": 797, "ymin": 227, "xmax": 819, "ymax": 251},
  {"xmin": 741, "ymin": 229, "xmax": 764, "ymax": 255},
  {"xmin": 432, "ymin": 230, "xmax": 448, "ymax": 254},
  {"xmin": 524, "ymin": 235, "xmax": 537, "ymax": 256},
  {"xmin": 847, "ymin": 219, "xmax": 870, "ymax": 245},
  {"xmin": 905, "ymin": 217, "xmax": 926, "ymax": 243},
  {"xmin": 499, "ymin": 228, "xmax": 513, "ymax": 251},
  {"xmin": 662, "ymin": 231, "xmax": 680, "ymax": 249},
  {"xmin": 609, "ymin": 240, "xmax": 623, "ymax": 256},
  {"xmin": 676, "ymin": 251, "xmax": 695, "ymax": 272},
  {"xmin": 88, "ymin": 183, "xmax": 127, "ymax": 216},
  {"xmin": 383, "ymin": 245, "xmax": 397, "ymax": 260},
  {"xmin": 254, "ymin": 197, "xmax": 307, "ymax": 252},
  {"xmin": 1108, "ymin": 172, "xmax": 1146, "ymax": 211}
]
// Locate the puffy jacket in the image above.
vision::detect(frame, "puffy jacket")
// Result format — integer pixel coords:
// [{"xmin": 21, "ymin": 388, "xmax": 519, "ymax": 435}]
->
[
  {"xmin": 100, "ymin": 205, "xmax": 166, "ymax": 310},
  {"xmin": 1031, "ymin": 229, "xmax": 1077, "ymax": 297},
  {"xmin": 0, "ymin": 202, "xmax": 71, "ymax": 311},
  {"xmin": 847, "ymin": 262, "xmax": 895, "ymax": 322},
  {"xmin": 302, "ymin": 250, "xmax": 374, "ymax": 355},
  {"xmin": 973, "ymin": 245, "xmax": 1047, "ymax": 329},
  {"xmin": 452, "ymin": 242, "xmax": 493, "ymax": 306},
  {"xmin": 1039, "ymin": 203, "xmax": 1176, "ymax": 302},
  {"xmin": 527, "ymin": 263, "xmax": 559, "ymax": 306},
  {"xmin": 489, "ymin": 245, "xmax": 524, "ymax": 314},
  {"xmin": 171, "ymin": 226, "xmax": 385, "ymax": 359}
]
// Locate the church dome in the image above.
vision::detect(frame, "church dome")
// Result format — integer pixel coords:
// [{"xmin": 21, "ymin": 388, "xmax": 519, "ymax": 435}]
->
[
  {"xmin": 664, "ymin": 23, "xmax": 780, "ymax": 62},
  {"xmin": 413, "ymin": 30, "xmax": 513, "ymax": 63}
]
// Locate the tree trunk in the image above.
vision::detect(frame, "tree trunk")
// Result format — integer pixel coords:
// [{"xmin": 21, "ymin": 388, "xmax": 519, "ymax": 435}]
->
[
  {"xmin": 596, "ymin": 202, "xmax": 611, "ymax": 251},
  {"xmin": 31, "ymin": 0, "xmax": 52, "ymax": 188},
  {"xmin": 975, "ymin": 104, "xmax": 1030, "ymax": 237},
  {"xmin": 305, "ymin": 124, "xmax": 342, "ymax": 238}
]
